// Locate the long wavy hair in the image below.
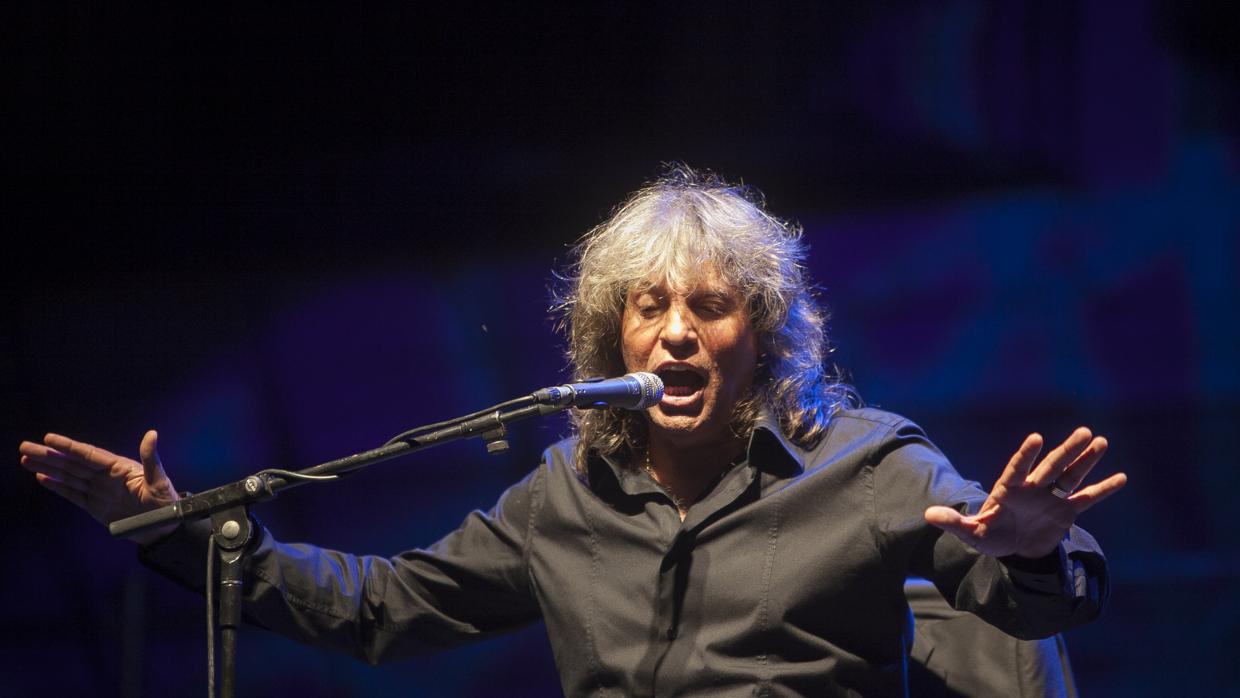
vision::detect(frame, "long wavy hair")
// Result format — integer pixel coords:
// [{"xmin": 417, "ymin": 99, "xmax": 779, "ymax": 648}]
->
[{"xmin": 554, "ymin": 165, "xmax": 855, "ymax": 472}]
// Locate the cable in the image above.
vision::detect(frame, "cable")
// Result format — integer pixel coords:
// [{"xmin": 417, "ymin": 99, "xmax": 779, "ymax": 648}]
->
[
  {"xmin": 383, "ymin": 395, "xmax": 535, "ymax": 446},
  {"xmin": 253, "ymin": 468, "xmax": 339, "ymax": 482},
  {"xmin": 207, "ymin": 533, "xmax": 216, "ymax": 698}
]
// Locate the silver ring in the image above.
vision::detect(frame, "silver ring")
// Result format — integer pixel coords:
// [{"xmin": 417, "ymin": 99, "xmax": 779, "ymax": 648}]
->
[{"xmin": 1049, "ymin": 481, "xmax": 1073, "ymax": 500}]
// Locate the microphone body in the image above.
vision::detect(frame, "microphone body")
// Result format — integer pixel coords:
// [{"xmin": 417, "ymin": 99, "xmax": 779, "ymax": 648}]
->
[{"xmin": 533, "ymin": 372, "xmax": 664, "ymax": 410}]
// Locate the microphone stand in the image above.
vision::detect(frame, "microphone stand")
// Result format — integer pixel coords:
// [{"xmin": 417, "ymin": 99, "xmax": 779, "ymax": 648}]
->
[{"xmin": 110, "ymin": 396, "xmax": 568, "ymax": 698}]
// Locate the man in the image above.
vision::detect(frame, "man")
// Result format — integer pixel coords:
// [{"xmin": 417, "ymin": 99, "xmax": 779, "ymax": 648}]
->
[{"xmin": 19, "ymin": 166, "xmax": 1126, "ymax": 696}]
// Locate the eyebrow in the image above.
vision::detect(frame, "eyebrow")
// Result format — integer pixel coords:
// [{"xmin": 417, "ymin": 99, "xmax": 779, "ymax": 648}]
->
[
  {"xmin": 689, "ymin": 289, "xmax": 736, "ymax": 303},
  {"xmin": 629, "ymin": 284, "xmax": 738, "ymax": 303}
]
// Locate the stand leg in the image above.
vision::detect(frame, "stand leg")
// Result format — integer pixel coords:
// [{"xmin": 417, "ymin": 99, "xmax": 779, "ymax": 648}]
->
[
  {"xmin": 217, "ymin": 549, "xmax": 244, "ymax": 698},
  {"xmin": 211, "ymin": 506, "xmax": 253, "ymax": 698}
]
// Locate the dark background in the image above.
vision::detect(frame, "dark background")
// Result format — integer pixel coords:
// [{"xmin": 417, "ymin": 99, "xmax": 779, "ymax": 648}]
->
[{"xmin": 6, "ymin": 1, "xmax": 1238, "ymax": 695}]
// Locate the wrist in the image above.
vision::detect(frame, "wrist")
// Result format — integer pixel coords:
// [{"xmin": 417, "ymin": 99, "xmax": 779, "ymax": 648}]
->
[{"xmin": 1001, "ymin": 548, "xmax": 1062, "ymax": 574}]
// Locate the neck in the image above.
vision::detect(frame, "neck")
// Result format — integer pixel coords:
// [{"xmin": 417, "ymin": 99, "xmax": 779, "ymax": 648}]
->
[{"xmin": 645, "ymin": 431, "xmax": 747, "ymax": 515}]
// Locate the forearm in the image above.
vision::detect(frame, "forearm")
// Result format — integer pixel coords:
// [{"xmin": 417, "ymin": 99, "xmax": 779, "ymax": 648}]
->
[
  {"xmin": 929, "ymin": 525, "xmax": 1109, "ymax": 640},
  {"xmin": 138, "ymin": 516, "xmax": 539, "ymax": 663}
]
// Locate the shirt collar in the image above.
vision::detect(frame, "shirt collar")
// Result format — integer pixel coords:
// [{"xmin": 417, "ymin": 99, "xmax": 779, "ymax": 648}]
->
[
  {"xmin": 586, "ymin": 407, "xmax": 805, "ymax": 496},
  {"xmin": 747, "ymin": 407, "xmax": 806, "ymax": 477}
]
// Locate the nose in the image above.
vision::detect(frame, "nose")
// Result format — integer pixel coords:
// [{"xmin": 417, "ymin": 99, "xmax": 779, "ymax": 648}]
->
[{"xmin": 660, "ymin": 302, "xmax": 697, "ymax": 346}]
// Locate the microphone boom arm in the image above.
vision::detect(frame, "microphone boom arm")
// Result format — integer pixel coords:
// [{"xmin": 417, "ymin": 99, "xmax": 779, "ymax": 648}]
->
[
  {"xmin": 105, "ymin": 382, "xmax": 604, "ymax": 698},
  {"xmin": 109, "ymin": 398, "xmax": 566, "ymax": 540}
]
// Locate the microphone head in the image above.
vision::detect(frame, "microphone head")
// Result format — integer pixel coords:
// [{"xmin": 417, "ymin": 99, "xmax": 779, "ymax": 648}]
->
[
  {"xmin": 534, "ymin": 373, "xmax": 666, "ymax": 410},
  {"xmin": 627, "ymin": 372, "xmax": 664, "ymax": 410}
]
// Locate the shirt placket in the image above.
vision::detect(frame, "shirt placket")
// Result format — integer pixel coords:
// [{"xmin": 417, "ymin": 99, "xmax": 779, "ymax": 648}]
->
[{"xmin": 644, "ymin": 463, "xmax": 758, "ymax": 694}]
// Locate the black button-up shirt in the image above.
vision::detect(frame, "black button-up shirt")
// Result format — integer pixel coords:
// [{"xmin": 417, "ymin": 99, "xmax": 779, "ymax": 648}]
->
[{"xmin": 142, "ymin": 408, "xmax": 1107, "ymax": 696}]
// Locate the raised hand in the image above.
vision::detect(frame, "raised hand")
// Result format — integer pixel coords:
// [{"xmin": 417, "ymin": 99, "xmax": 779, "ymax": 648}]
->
[
  {"xmin": 19, "ymin": 430, "xmax": 180, "ymax": 545},
  {"xmin": 924, "ymin": 427, "xmax": 1127, "ymax": 560}
]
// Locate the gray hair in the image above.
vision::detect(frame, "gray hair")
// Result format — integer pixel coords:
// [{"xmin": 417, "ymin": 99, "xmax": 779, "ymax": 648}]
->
[{"xmin": 554, "ymin": 165, "xmax": 855, "ymax": 471}]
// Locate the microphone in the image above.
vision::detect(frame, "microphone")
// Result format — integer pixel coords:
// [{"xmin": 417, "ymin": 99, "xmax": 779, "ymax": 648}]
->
[{"xmin": 532, "ymin": 372, "xmax": 664, "ymax": 410}]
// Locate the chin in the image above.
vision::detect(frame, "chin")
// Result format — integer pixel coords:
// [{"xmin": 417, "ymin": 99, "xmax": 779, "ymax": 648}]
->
[{"xmin": 648, "ymin": 409, "xmax": 730, "ymax": 446}]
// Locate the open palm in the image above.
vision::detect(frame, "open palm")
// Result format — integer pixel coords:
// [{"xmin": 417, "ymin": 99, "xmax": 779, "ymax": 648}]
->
[
  {"xmin": 19, "ymin": 430, "xmax": 180, "ymax": 545},
  {"xmin": 925, "ymin": 427, "xmax": 1127, "ymax": 559}
]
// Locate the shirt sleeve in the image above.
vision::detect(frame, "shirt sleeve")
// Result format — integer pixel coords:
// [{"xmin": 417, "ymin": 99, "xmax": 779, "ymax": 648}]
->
[
  {"xmin": 869, "ymin": 418, "xmax": 1110, "ymax": 640},
  {"xmin": 138, "ymin": 464, "xmax": 546, "ymax": 664}
]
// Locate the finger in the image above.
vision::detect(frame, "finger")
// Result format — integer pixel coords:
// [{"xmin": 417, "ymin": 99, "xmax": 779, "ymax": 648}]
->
[
  {"xmin": 996, "ymin": 433, "xmax": 1044, "ymax": 488},
  {"xmin": 18, "ymin": 439, "xmax": 47, "ymax": 458},
  {"xmin": 1054, "ymin": 436, "xmax": 1108, "ymax": 492},
  {"xmin": 139, "ymin": 430, "xmax": 167, "ymax": 485},
  {"xmin": 43, "ymin": 433, "xmax": 123, "ymax": 469},
  {"xmin": 20, "ymin": 455, "xmax": 94, "ymax": 493},
  {"xmin": 1069, "ymin": 472, "xmax": 1128, "ymax": 513},
  {"xmin": 35, "ymin": 472, "xmax": 91, "ymax": 510},
  {"xmin": 20, "ymin": 442, "xmax": 108, "ymax": 476},
  {"xmin": 1026, "ymin": 427, "xmax": 1092, "ymax": 487},
  {"xmin": 20, "ymin": 444, "xmax": 102, "ymax": 481},
  {"xmin": 924, "ymin": 505, "xmax": 980, "ymax": 542}
]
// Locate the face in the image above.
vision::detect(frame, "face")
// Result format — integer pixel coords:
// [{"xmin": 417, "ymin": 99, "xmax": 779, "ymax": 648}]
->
[{"xmin": 620, "ymin": 270, "xmax": 759, "ymax": 450}]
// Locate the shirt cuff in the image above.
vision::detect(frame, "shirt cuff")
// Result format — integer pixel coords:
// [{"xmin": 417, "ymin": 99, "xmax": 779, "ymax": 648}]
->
[{"xmin": 1001, "ymin": 546, "xmax": 1067, "ymax": 596}]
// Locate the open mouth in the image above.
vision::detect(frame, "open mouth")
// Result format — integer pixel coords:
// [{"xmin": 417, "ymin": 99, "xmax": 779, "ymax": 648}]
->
[{"xmin": 657, "ymin": 367, "xmax": 707, "ymax": 398}]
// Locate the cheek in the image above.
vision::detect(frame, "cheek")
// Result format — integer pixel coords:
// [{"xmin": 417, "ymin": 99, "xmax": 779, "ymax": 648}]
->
[
  {"xmin": 621, "ymin": 345, "xmax": 642, "ymax": 371},
  {"xmin": 620, "ymin": 321, "xmax": 652, "ymax": 370},
  {"xmin": 706, "ymin": 325, "xmax": 758, "ymax": 387},
  {"xmin": 729, "ymin": 340, "xmax": 759, "ymax": 390}
]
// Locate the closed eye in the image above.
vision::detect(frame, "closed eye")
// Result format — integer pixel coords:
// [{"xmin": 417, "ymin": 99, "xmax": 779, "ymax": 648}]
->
[
  {"xmin": 692, "ymin": 293, "xmax": 735, "ymax": 318},
  {"xmin": 631, "ymin": 291, "xmax": 669, "ymax": 319}
]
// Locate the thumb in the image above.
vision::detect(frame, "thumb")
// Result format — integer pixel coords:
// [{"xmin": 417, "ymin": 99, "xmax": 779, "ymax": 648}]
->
[
  {"xmin": 139, "ymin": 429, "xmax": 169, "ymax": 485},
  {"xmin": 924, "ymin": 505, "xmax": 977, "ymax": 540}
]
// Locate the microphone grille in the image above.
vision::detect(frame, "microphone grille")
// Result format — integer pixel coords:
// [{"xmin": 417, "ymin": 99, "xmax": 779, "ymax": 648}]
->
[{"xmin": 631, "ymin": 372, "xmax": 664, "ymax": 410}]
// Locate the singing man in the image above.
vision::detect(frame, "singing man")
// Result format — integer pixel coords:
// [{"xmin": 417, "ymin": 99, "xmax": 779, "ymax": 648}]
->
[{"xmin": 19, "ymin": 165, "xmax": 1126, "ymax": 696}]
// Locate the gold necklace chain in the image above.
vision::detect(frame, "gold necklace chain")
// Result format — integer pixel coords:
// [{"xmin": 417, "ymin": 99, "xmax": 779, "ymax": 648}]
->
[{"xmin": 642, "ymin": 452, "xmax": 689, "ymax": 513}]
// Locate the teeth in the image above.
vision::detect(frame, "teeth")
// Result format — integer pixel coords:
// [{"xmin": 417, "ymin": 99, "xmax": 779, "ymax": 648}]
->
[{"xmin": 657, "ymin": 367, "xmax": 705, "ymax": 397}]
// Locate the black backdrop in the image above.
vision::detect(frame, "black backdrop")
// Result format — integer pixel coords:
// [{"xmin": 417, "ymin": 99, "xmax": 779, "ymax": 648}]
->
[{"xmin": 8, "ymin": 2, "xmax": 1239, "ymax": 695}]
